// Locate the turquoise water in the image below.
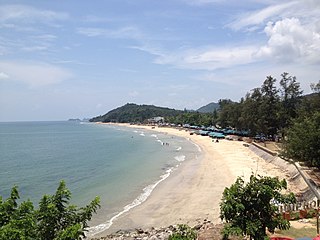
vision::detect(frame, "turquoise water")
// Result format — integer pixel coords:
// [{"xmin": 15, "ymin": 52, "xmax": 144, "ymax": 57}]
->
[{"xmin": 0, "ymin": 121, "xmax": 200, "ymax": 232}]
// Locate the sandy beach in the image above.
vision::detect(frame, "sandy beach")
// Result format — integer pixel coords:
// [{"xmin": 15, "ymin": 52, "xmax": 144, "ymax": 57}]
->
[{"xmin": 93, "ymin": 123, "xmax": 307, "ymax": 237}]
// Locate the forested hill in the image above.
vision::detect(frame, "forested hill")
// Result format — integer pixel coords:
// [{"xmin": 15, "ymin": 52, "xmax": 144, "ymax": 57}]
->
[
  {"xmin": 197, "ymin": 102, "xmax": 219, "ymax": 113},
  {"xmin": 90, "ymin": 103, "xmax": 183, "ymax": 123}
]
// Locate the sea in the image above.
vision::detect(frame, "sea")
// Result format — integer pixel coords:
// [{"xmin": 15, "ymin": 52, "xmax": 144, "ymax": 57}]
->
[{"xmin": 0, "ymin": 121, "xmax": 201, "ymax": 234}]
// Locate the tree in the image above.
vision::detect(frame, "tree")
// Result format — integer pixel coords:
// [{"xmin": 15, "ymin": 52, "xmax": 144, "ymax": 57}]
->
[
  {"xmin": 281, "ymin": 111, "xmax": 320, "ymax": 167},
  {"xmin": 241, "ymin": 88, "xmax": 263, "ymax": 136},
  {"xmin": 300, "ymin": 80, "xmax": 320, "ymax": 116},
  {"xmin": 0, "ymin": 181, "xmax": 100, "ymax": 240},
  {"xmin": 220, "ymin": 174, "xmax": 295, "ymax": 240},
  {"xmin": 278, "ymin": 72, "xmax": 303, "ymax": 131},
  {"xmin": 260, "ymin": 76, "xmax": 280, "ymax": 137},
  {"xmin": 0, "ymin": 187, "xmax": 37, "ymax": 240},
  {"xmin": 310, "ymin": 80, "xmax": 320, "ymax": 93}
]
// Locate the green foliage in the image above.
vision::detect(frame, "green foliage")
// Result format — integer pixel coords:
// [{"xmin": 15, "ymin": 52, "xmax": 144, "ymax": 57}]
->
[
  {"xmin": 169, "ymin": 224, "xmax": 197, "ymax": 240},
  {"xmin": 310, "ymin": 80, "xmax": 320, "ymax": 93},
  {"xmin": 0, "ymin": 186, "xmax": 37, "ymax": 240},
  {"xmin": 0, "ymin": 181, "xmax": 100, "ymax": 240},
  {"xmin": 168, "ymin": 111, "xmax": 217, "ymax": 127},
  {"xmin": 278, "ymin": 72, "xmax": 303, "ymax": 130},
  {"xmin": 90, "ymin": 103, "xmax": 182, "ymax": 123},
  {"xmin": 197, "ymin": 102, "xmax": 220, "ymax": 113},
  {"xmin": 220, "ymin": 174, "xmax": 296, "ymax": 240},
  {"xmin": 281, "ymin": 111, "xmax": 320, "ymax": 167},
  {"xmin": 306, "ymin": 209, "xmax": 317, "ymax": 218},
  {"xmin": 214, "ymin": 73, "xmax": 305, "ymax": 137}
]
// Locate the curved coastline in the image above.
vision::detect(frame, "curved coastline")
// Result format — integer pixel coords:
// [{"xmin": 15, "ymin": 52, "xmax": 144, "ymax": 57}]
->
[
  {"xmin": 87, "ymin": 123, "xmax": 202, "ymax": 237},
  {"xmin": 90, "ymin": 123, "xmax": 307, "ymax": 238}
]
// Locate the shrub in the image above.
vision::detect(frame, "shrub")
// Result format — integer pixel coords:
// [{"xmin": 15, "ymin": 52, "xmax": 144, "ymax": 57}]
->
[
  {"xmin": 0, "ymin": 181, "xmax": 100, "ymax": 240},
  {"xmin": 169, "ymin": 224, "xmax": 197, "ymax": 240}
]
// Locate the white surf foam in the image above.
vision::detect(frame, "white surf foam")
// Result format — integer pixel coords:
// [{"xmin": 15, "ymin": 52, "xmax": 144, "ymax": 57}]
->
[
  {"xmin": 86, "ymin": 168, "xmax": 174, "ymax": 237},
  {"xmin": 174, "ymin": 155, "xmax": 186, "ymax": 162},
  {"xmin": 157, "ymin": 139, "xmax": 164, "ymax": 145},
  {"xmin": 193, "ymin": 142, "xmax": 202, "ymax": 152}
]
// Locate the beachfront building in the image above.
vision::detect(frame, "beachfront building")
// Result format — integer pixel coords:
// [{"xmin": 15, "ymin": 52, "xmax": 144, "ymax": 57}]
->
[{"xmin": 148, "ymin": 116, "xmax": 164, "ymax": 125}]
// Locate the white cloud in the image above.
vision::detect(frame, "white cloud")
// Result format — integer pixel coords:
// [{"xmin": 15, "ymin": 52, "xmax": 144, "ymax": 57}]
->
[
  {"xmin": 257, "ymin": 18, "xmax": 320, "ymax": 64},
  {"xmin": 21, "ymin": 46, "xmax": 49, "ymax": 52},
  {"xmin": 133, "ymin": 1, "xmax": 320, "ymax": 71},
  {"xmin": 77, "ymin": 26, "xmax": 143, "ymax": 40},
  {"xmin": 228, "ymin": 0, "xmax": 320, "ymax": 32},
  {"xmin": 0, "ymin": 61, "xmax": 72, "ymax": 87},
  {"xmin": 136, "ymin": 44, "xmax": 257, "ymax": 71},
  {"xmin": 0, "ymin": 72, "xmax": 9, "ymax": 80},
  {"xmin": 0, "ymin": 4, "xmax": 68, "ymax": 23},
  {"xmin": 228, "ymin": 2, "xmax": 297, "ymax": 31}
]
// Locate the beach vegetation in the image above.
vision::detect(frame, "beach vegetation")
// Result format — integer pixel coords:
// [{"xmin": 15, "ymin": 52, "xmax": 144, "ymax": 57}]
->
[
  {"xmin": 281, "ymin": 111, "xmax": 320, "ymax": 167},
  {"xmin": 168, "ymin": 224, "xmax": 197, "ymax": 240},
  {"xmin": 220, "ymin": 174, "xmax": 296, "ymax": 240},
  {"xmin": 217, "ymin": 73, "xmax": 304, "ymax": 138},
  {"xmin": 281, "ymin": 80, "xmax": 320, "ymax": 167},
  {"xmin": 278, "ymin": 72, "xmax": 303, "ymax": 131},
  {"xmin": 0, "ymin": 181, "xmax": 100, "ymax": 240}
]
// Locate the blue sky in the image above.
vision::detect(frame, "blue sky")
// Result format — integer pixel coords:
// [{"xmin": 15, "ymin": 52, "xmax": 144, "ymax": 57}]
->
[{"xmin": 0, "ymin": 0, "xmax": 319, "ymax": 121}]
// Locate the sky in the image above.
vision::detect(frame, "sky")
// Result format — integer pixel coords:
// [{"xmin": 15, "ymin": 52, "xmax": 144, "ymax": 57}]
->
[{"xmin": 0, "ymin": 0, "xmax": 319, "ymax": 121}]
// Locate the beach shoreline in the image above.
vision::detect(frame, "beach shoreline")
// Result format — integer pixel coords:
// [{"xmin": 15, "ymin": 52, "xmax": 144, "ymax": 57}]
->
[{"xmin": 91, "ymin": 123, "xmax": 307, "ymax": 238}]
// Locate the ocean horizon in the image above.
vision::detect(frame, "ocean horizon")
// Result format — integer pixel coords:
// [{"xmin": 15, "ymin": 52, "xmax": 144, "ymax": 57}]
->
[{"xmin": 0, "ymin": 121, "xmax": 201, "ymax": 234}]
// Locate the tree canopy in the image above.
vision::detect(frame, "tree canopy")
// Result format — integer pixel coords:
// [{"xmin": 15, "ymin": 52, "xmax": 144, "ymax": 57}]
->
[
  {"xmin": 0, "ymin": 181, "xmax": 100, "ymax": 240},
  {"xmin": 90, "ymin": 103, "xmax": 182, "ymax": 123},
  {"xmin": 220, "ymin": 174, "xmax": 295, "ymax": 240},
  {"xmin": 281, "ymin": 111, "xmax": 320, "ymax": 167}
]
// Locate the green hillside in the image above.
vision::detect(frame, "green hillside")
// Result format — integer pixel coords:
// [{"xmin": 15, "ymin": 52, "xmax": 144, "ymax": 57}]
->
[
  {"xmin": 197, "ymin": 102, "xmax": 219, "ymax": 113},
  {"xmin": 90, "ymin": 103, "xmax": 183, "ymax": 123}
]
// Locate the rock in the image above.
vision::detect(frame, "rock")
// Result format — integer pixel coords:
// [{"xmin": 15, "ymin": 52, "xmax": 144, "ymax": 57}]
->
[
  {"xmin": 135, "ymin": 228, "xmax": 144, "ymax": 234},
  {"xmin": 90, "ymin": 220, "xmax": 230, "ymax": 240},
  {"xmin": 193, "ymin": 224, "xmax": 202, "ymax": 230}
]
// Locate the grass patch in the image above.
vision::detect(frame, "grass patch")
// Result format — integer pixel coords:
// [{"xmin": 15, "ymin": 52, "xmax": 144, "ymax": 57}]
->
[
  {"xmin": 272, "ymin": 219, "xmax": 318, "ymax": 238},
  {"xmin": 274, "ymin": 225, "xmax": 317, "ymax": 238}
]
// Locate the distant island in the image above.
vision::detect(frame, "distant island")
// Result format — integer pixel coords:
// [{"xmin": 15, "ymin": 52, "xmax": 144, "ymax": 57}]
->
[
  {"xmin": 68, "ymin": 118, "xmax": 81, "ymax": 122},
  {"xmin": 68, "ymin": 118, "xmax": 90, "ymax": 122}
]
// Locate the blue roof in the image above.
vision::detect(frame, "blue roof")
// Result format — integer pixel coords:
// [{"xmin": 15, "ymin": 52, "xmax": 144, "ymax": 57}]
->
[{"xmin": 208, "ymin": 132, "xmax": 225, "ymax": 138}]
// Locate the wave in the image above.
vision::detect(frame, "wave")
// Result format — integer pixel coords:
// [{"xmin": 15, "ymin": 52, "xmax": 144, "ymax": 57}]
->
[
  {"xmin": 151, "ymin": 134, "xmax": 158, "ymax": 138},
  {"xmin": 174, "ymin": 155, "xmax": 186, "ymax": 162},
  {"xmin": 139, "ymin": 133, "xmax": 145, "ymax": 136},
  {"xmin": 192, "ymin": 142, "xmax": 202, "ymax": 152},
  {"xmin": 176, "ymin": 146, "xmax": 182, "ymax": 151},
  {"xmin": 157, "ymin": 139, "xmax": 164, "ymax": 145},
  {"xmin": 86, "ymin": 168, "xmax": 174, "ymax": 237}
]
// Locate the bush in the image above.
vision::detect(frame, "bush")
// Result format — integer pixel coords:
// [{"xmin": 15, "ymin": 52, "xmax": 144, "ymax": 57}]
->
[
  {"xmin": 306, "ymin": 209, "xmax": 317, "ymax": 218},
  {"xmin": 169, "ymin": 224, "xmax": 197, "ymax": 240},
  {"xmin": 0, "ymin": 181, "xmax": 100, "ymax": 240}
]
